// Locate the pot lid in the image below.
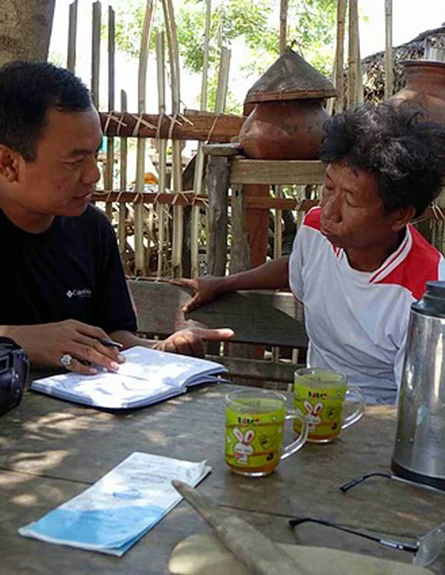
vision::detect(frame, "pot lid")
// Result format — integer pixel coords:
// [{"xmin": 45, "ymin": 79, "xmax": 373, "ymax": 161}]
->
[{"xmin": 245, "ymin": 48, "xmax": 337, "ymax": 104}]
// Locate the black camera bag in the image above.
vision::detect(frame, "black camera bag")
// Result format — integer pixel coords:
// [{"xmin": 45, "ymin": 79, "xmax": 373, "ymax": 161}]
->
[{"xmin": 0, "ymin": 337, "xmax": 29, "ymax": 416}]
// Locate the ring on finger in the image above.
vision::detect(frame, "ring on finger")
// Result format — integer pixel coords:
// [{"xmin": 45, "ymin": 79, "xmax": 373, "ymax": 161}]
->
[{"xmin": 60, "ymin": 354, "xmax": 74, "ymax": 368}]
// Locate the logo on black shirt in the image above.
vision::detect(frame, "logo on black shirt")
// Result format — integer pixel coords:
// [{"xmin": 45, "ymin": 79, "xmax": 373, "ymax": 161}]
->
[{"xmin": 66, "ymin": 289, "xmax": 92, "ymax": 299}]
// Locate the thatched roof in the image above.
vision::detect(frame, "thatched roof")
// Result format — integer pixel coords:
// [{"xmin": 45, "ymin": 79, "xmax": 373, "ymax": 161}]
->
[
  {"xmin": 361, "ymin": 24, "xmax": 445, "ymax": 104},
  {"xmin": 245, "ymin": 48, "xmax": 336, "ymax": 103}
]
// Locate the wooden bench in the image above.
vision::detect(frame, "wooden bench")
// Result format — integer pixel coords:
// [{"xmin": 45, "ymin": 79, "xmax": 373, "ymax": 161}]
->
[{"xmin": 129, "ymin": 279, "xmax": 308, "ymax": 389}]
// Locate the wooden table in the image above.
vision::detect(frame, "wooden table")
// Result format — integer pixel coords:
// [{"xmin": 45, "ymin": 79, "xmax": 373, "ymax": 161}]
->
[{"xmin": 1, "ymin": 383, "xmax": 445, "ymax": 574}]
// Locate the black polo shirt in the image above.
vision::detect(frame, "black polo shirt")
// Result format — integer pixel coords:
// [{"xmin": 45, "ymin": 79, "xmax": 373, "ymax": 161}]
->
[{"xmin": 1, "ymin": 205, "xmax": 137, "ymax": 334}]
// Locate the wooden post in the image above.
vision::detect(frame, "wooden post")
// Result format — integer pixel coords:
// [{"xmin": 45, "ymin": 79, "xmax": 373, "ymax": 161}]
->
[
  {"xmin": 273, "ymin": 185, "xmax": 283, "ymax": 259},
  {"xmin": 67, "ymin": 0, "xmax": 78, "ymax": 72},
  {"xmin": 384, "ymin": 0, "xmax": 394, "ymax": 99},
  {"xmin": 156, "ymin": 32, "xmax": 168, "ymax": 277},
  {"xmin": 279, "ymin": 0, "xmax": 288, "ymax": 55},
  {"xmin": 91, "ymin": 1, "xmax": 101, "ymax": 109},
  {"xmin": 230, "ymin": 185, "xmax": 251, "ymax": 275},
  {"xmin": 192, "ymin": 0, "xmax": 211, "ymax": 198},
  {"xmin": 134, "ymin": 0, "xmax": 156, "ymax": 276},
  {"xmin": 118, "ymin": 90, "xmax": 128, "ymax": 269},
  {"xmin": 215, "ymin": 47, "xmax": 231, "ymax": 114},
  {"xmin": 191, "ymin": 0, "xmax": 212, "ymax": 278},
  {"xmin": 348, "ymin": 0, "xmax": 363, "ymax": 107},
  {"xmin": 163, "ymin": 0, "xmax": 183, "ymax": 278},
  {"xmin": 206, "ymin": 156, "xmax": 229, "ymax": 276},
  {"xmin": 243, "ymin": 184, "xmax": 270, "ymax": 268},
  {"xmin": 105, "ymin": 6, "xmax": 115, "ymax": 221},
  {"xmin": 334, "ymin": 0, "xmax": 347, "ymax": 113}
]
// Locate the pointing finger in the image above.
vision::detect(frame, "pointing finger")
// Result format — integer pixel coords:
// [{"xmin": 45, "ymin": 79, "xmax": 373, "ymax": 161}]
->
[
  {"xmin": 182, "ymin": 295, "xmax": 202, "ymax": 314},
  {"xmin": 188, "ymin": 328, "xmax": 235, "ymax": 342}
]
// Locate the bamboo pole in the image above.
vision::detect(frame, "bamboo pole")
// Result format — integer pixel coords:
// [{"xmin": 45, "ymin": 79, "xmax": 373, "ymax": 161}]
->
[
  {"xmin": 162, "ymin": 0, "xmax": 183, "ymax": 277},
  {"xmin": 172, "ymin": 481, "xmax": 304, "ymax": 575},
  {"xmin": 384, "ymin": 0, "xmax": 394, "ymax": 99},
  {"xmin": 67, "ymin": 0, "xmax": 78, "ymax": 72},
  {"xmin": 334, "ymin": 0, "xmax": 347, "ymax": 113},
  {"xmin": 347, "ymin": 0, "xmax": 363, "ymax": 107},
  {"xmin": 105, "ymin": 6, "xmax": 115, "ymax": 221},
  {"xmin": 134, "ymin": 0, "xmax": 156, "ymax": 276},
  {"xmin": 191, "ymin": 0, "xmax": 212, "ymax": 278},
  {"xmin": 91, "ymin": 1, "xmax": 101, "ymax": 109},
  {"xmin": 273, "ymin": 185, "xmax": 283, "ymax": 259},
  {"xmin": 276, "ymin": 0, "xmax": 287, "ymax": 256},
  {"xmin": 279, "ymin": 0, "xmax": 288, "ymax": 54},
  {"xmin": 193, "ymin": 0, "xmax": 211, "ymax": 196},
  {"xmin": 118, "ymin": 90, "xmax": 128, "ymax": 268},
  {"xmin": 215, "ymin": 47, "xmax": 231, "ymax": 114},
  {"xmin": 156, "ymin": 32, "xmax": 167, "ymax": 277}
]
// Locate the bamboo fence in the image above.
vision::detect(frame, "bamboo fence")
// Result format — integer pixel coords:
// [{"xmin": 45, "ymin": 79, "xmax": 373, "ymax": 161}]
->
[{"xmin": 64, "ymin": 0, "xmax": 445, "ymax": 281}]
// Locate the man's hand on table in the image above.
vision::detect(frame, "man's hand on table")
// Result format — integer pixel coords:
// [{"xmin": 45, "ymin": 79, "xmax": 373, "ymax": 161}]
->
[
  {"xmin": 153, "ymin": 327, "xmax": 235, "ymax": 357},
  {"xmin": 6, "ymin": 320, "xmax": 125, "ymax": 375}
]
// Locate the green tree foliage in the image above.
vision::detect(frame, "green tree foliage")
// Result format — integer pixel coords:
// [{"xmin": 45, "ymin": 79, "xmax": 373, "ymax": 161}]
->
[{"xmin": 113, "ymin": 0, "xmax": 337, "ymax": 111}]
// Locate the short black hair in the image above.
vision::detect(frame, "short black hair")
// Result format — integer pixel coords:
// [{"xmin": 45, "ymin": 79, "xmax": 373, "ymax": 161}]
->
[
  {"xmin": 320, "ymin": 103, "xmax": 445, "ymax": 217},
  {"xmin": 0, "ymin": 61, "xmax": 92, "ymax": 161}
]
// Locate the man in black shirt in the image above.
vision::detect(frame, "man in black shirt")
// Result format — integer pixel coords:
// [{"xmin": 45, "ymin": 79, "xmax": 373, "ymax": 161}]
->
[{"xmin": 0, "ymin": 61, "xmax": 233, "ymax": 375}]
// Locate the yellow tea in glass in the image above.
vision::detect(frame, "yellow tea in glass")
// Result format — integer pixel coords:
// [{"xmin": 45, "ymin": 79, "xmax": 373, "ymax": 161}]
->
[
  {"xmin": 294, "ymin": 368, "xmax": 365, "ymax": 443},
  {"xmin": 225, "ymin": 389, "xmax": 308, "ymax": 477}
]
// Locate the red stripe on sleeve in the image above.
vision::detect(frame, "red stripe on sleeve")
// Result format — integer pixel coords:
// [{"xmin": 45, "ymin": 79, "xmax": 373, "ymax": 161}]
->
[{"xmin": 375, "ymin": 226, "xmax": 440, "ymax": 300}]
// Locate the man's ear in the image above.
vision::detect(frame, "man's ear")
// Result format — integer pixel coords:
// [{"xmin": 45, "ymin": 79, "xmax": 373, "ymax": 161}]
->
[
  {"xmin": 0, "ymin": 145, "xmax": 21, "ymax": 183},
  {"xmin": 391, "ymin": 205, "xmax": 416, "ymax": 232}
]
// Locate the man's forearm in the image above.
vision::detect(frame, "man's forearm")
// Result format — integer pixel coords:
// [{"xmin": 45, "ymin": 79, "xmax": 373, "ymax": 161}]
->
[
  {"xmin": 219, "ymin": 256, "xmax": 290, "ymax": 293},
  {"xmin": 109, "ymin": 330, "xmax": 156, "ymax": 350}
]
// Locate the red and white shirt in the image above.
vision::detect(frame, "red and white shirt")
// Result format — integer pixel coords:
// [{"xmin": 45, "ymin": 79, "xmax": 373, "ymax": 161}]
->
[{"xmin": 289, "ymin": 207, "xmax": 445, "ymax": 404}]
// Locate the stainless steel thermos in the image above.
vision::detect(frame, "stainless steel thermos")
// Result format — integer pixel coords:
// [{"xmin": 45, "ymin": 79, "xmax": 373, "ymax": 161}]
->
[{"xmin": 392, "ymin": 281, "xmax": 445, "ymax": 490}]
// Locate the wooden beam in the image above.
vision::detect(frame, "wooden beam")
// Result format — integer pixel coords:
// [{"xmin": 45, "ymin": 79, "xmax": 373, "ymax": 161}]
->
[
  {"xmin": 207, "ymin": 356, "xmax": 300, "ymax": 384},
  {"xmin": 99, "ymin": 110, "xmax": 244, "ymax": 141},
  {"xmin": 246, "ymin": 197, "xmax": 318, "ymax": 211},
  {"xmin": 202, "ymin": 142, "xmax": 243, "ymax": 156},
  {"xmin": 230, "ymin": 159, "xmax": 325, "ymax": 185}
]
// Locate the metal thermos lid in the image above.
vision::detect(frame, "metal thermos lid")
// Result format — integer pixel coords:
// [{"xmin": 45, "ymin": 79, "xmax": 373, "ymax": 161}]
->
[{"xmin": 412, "ymin": 280, "xmax": 445, "ymax": 318}]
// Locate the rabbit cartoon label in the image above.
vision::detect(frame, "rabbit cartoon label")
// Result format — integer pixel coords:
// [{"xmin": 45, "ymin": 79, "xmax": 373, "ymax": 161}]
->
[
  {"xmin": 294, "ymin": 383, "xmax": 346, "ymax": 442},
  {"xmin": 225, "ymin": 403, "xmax": 285, "ymax": 473},
  {"xmin": 233, "ymin": 428, "xmax": 255, "ymax": 464},
  {"xmin": 303, "ymin": 401, "xmax": 323, "ymax": 430}
]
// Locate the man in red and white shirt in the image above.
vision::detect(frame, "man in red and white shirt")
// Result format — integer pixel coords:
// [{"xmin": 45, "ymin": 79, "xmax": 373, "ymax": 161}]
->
[
  {"xmin": 289, "ymin": 205, "xmax": 445, "ymax": 403},
  {"xmin": 179, "ymin": 104, "xmax": 445, "ymax": 404}
]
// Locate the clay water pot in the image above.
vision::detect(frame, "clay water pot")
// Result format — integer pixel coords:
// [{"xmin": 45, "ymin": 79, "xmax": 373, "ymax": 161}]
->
[
  {"xmin": 239, "ymin": 99, "xmax": 329, "ymax": 160},
  {"xmin": 390, "ymin": 60, "xmax": 445, "ymax": 125}
]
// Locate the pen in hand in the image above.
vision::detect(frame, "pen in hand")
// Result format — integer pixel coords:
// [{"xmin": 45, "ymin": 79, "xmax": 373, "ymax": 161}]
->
[{"xmin": 96, "ymin": 336, "xmax": 124, "ymax": 349}]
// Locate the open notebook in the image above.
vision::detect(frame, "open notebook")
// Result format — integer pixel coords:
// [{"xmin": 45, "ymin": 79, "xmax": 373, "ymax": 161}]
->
[{"xmin": 30, "ymin": 346, "xmax": 227, "ymax": 410}]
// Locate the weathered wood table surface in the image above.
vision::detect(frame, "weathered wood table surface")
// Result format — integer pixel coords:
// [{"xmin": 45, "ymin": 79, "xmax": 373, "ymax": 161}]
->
[{"xmin": 1, "ymin": 382, "xmax": 445, "ymax": 574}]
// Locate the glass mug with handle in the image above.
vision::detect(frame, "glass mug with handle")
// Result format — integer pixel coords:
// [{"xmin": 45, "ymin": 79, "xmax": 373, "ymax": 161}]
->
[
  {"xmin": 294, "ymin": 368, "xmax": 365, "ymax": 443},
  {"xmin": 225, "ymin": 389, "xmax": 309, "ymax": 477}
]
